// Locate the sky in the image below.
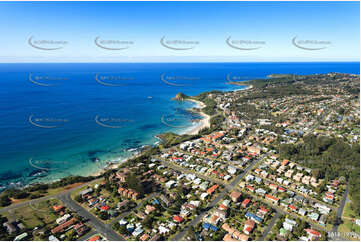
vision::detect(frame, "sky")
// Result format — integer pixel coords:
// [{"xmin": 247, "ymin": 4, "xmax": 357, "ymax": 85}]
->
[{"xmin": 0, "ymin": 1, "xmax": 359, "ymax": 62}]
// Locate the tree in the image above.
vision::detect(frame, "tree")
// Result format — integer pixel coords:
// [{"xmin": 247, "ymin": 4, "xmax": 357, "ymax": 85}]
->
[
  {"xmin": 0, "ymin": 195, "xmax": 11, "ymax": 207},
  {"xmin": 99, "ymin": 211, "xmax": 109, "ymax": 220},
  {"xmin": 186, "ymin": 226, "xmax": 196, "ymax": 240},
  {"xmin": 143, "ymin": 215, "xmax": 154, "ymax": 229},
  {"xmin": 74, "ymin": 195, "xmax": 83, "ymax": 203},
  {"xmin": 125, "ymin": 172, "xmax": 144, "ymax": 195}
]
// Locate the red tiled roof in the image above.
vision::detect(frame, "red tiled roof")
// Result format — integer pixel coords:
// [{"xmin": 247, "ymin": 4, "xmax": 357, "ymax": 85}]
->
[
  {"xmin": 305, "ymin": 229, "xmax": 321, "ymax": 237},
  {"xmin": 88, "ymin": 235, "xmax": 100, "ymax": 241},
  {"xmin": 207, "ymin": 184, "xmax": 218, "ymax": 194},
  {"xmin": 242, "ymin": 199, "xmax": 250, "ymax": 206},
  {"xmin": 173, "ymin": 215, "xmax": 184, "ymax": 223},
  {"xmin": 51, "ymin": 218, "xmax": 77, "ymax": 234},
  {"xmin": 101, "ymin": 205, "xmax": 110, "ymax": 211}
]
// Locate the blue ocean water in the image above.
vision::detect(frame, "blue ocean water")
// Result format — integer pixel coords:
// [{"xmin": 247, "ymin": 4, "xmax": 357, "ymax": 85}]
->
[{"xmin": 0, "ymin": 62, "xmax": 359, "ymax": 188}]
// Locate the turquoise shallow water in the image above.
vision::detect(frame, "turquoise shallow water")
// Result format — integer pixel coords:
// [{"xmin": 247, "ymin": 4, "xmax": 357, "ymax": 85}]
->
[{"xmin": 0, "ymin": 62, "xmax": 359, "ymax": 189}]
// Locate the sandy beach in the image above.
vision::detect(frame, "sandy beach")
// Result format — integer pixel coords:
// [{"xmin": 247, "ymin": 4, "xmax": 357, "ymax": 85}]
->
[{"xmin": 183, "ymin": 99, "xmax": 211, "ymax": 135}]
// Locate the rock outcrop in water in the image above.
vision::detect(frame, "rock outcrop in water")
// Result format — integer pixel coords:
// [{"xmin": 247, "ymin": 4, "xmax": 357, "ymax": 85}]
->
[{"xmin": 172, "ymin": 92, "xmax": 188, "ymax": 101}]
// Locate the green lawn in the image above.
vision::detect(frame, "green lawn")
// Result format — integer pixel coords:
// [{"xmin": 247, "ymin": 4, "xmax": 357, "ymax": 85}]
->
[
  {"xmin": 2, "ymin": 198, "xmax": 60, "ymax": 229},
  {"xmin": 342, "ymin": 198, "xmax": 359, "ymax": 220},
  {"xmin": 339, "ymin": 220, "xmax": 360, "ymax": 241}
]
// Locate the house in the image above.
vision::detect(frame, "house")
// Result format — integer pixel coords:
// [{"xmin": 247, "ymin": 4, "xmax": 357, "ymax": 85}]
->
[
  {"xmin": 304, "ymin": 229, "xmax": 322, "ymax": 240},
  {"xmin": 302, "ymin": 176, "xmax": 311, "ymax": 185},
  {"xmin": 100, "ymin": 205, "xmax": 110, "ymax": 211},
  {"xmin": 203, "ymin": 223, "xmax": 218, "ymax": 231},
  {"xmin": 245, "ymin": 212, "xmax": 262, "ymax": 224},
  {"xmin": 293, "ymin": 173, "xmax": 303, "ymax": 182},
  {"xmin": 159, "ymin": 194, "xmax": 171, "ymax": 207},
  {"xmin": 233, "ymin": 231, "xmax": 249, "ymax": 241},
  {"xmin": 207, "ymin": 184, "xmax": 218, "ymax": 195},
  {"xmin": 308, "ymin": 212, "xmax": 320, "ymax": 221},
  {"xmin": 257, "ymin": 206, "xmax": 269, "ymax": 217},
  {"xmin": 87, "ymin": 235, "xmax": 100, "ymax": 241},
  {"xmin": 221, "ymin": 200, "xmax": 231, "ymax": 208},
  {"xmin": 52, "ymin": 205, "xmax": 63, "ymax": 212},
  {"xmin": 145, "ymin": 205, "xmax": 156, "ymax": 215},
  {"xmin": 227, "ymin": 166, "xmax": 237, "ymax": 175},
  {"xmin": 79, "ymin": 188, "xmax": 93, "ymax": 197},
  {"xmin": 49, "ymin": 235, "xmax": 59, "ymax": 241},
  {"xmin": 116, "ymin": 172, "xmax": 128, "ymax": 182},
  {"xmin": 285, "ymin": 169, "xmax": 294, "ymax": 178},
  {"xmin": 3, "ymin": 221, "xmax": 18, "ymax": 234},
  {"xmin": 289, "ymin": 162, "xmax": 296, "ymax": 168},
  {"xmin": 242, "ymin": 198, "xmax": 251, "ymax": 208},
  {"xmin": 229, "ymin": 191, "xmax": 242, "ymax": 202},
  {"xmin": 140, "ymin": 234, "xmax": 150, "ymax": 241},
  {"xmin": 201, "ymin": 193, "xmax": 209, "ymax": 200},
  {"xmin": 265, "ymin": 194, "xmax": 279, "ymax": 204},
  {"xmin": 223, "ymin": 234, "xmax": 237, "ymax": 241},
  {"xmin": 190, "ymin": 200, "xmax": 200, "ymax": 207},
  {"xmin": 315, "ymin": 203, "xmax": 331, "ymax": 215},
  {"xmin": 243, "ymin": 220, "xmax": 255, "ymax": 235},
  {"xmin": 278, "ymin": 187, "xmax": 286, "ymax": 193},
  {"xmin": 158, "ymin": 226, "xmax": 170, "ymax": 234},
  {"xmin": 132, "ymin": 227, "xmax": 144, "ymax": 237},
  {"xmin": 51, "ymin": 218, "xmax": 77, "ymax": 234},
  {"xmin": 288, "ymin": 204, "xmax": 297, "ymax": 212},
  {"xmin": 255, "ymin": 188, "xmax": 266, "ymax": 196},
  {"xmin": 173, "ymin": 215, "xmax": 184, "ymax": 223},
  {"xmin": 165, "ymin": 180, "xmax": 176, "ymax": 189},
  {"xmin": 74, "ymin": 223, "xmax": 88, "ymax": 236},
  {"xmin": 245, "ymin": 174, "xmax": 254, "ymax": 182},
  {"xmin": 294, "ymin": 195, "xmax": 304, "ymax": 203},
  {"xmin": 246, "ymin": 185, "xmax": 255, "ymax": 192},
  {"xmin": 283, "ymin": 219, "xmax": 297, "ymax": 231},
  {"xmin": 261, "ymin": 171, "xmax": 268, "ymax": 178},
  {"xmin": 136, "ymin": 212, "xmax": 146, "ymax": 220},
  {"xmin": 269, "ymin": 184, "xmax": 278, "ymax": 190},
  {"xmin": 56, "ymin": 214, "xmax": 71, "ymax": 224},
  {"xmin": 224, "ymin": 175, "xmax": 232, "ymax": 181},
  {"xmin": 222, "ymin": 223, "xmax": 235, "ymax": 234},
  {"xmin": 117, "ymin": 200, "xmax": 129, "ymax": 209},
  {"xmin": 255, "ymin": 177, "xmax": 262, "ymax": 184},
  {"xmin": 279, "ymin": 228, "xmax": 287, "ymax": 238},
  {"xmin": 200, "ymin": 181, "xmax": 209, "ymax": 190},
  {"xmin": 298, "ymin": 208, "xmax": 307, "ymax": 216},
  {"xmin": 213, "ymin": 209, "xmax": 227, "ymax": 220},
  {"xmin": 319, "ymin": 214, "xmax": 327, "ymax": 226},
  {"xmin": 282, "ymin": 159, "xmax": 289, "ymax": 166}
]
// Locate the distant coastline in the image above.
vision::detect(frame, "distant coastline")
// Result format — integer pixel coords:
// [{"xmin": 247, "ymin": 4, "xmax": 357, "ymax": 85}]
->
[{"xmin": 3, "ymin": 61, "xmax": 358, "ymax": 189}]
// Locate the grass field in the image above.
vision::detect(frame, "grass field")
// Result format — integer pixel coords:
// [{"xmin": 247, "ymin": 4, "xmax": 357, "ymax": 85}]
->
[
  {"xmin": 2, "ymin": 198, "xmax": 61, "ymax": 229},
  {"xmin": 339, "ymin": 196, "xmax": 360, "ymax": 241},
  {"xmin": 339, "ymin": 220, "xmax": 360, "ymax": 241}
]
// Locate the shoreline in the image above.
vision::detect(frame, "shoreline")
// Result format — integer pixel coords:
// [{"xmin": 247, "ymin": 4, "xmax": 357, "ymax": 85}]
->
[
  {"xmin": 182, "ymin": 99, "xmax": 211, "ymax": 135},
  {"xmin": 10, "ymin": 84, "xmax": 252, "ymax": 188}
]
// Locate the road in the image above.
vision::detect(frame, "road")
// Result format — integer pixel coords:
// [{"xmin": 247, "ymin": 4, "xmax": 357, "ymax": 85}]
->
[
  {"xmin": 0, "ymin": 178, "xmax": 102, "ymax": 214},
  {"xmin": 259, "ymin": 212, "xmax": 281, "ymax": 241},
  {"xmin": 329, "ymin": 184, "xmax": 349, "ymax": 241},
  {"xmin": 58, "ymin": 193, "xmax": 125, "ymax": 241},
  {"xmin": 77, "ymin": 230, "xmax": 97, "ymax": 241},
  {"xmin": 170, "ymin": 154, "xmax": 266, "ymax": 241}
]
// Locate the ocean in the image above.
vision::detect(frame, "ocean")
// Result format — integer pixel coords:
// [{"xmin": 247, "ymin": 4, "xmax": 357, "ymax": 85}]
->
[{"xmin": 0, "ymin": 62, "xmax": 359, "ymax": 188}]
